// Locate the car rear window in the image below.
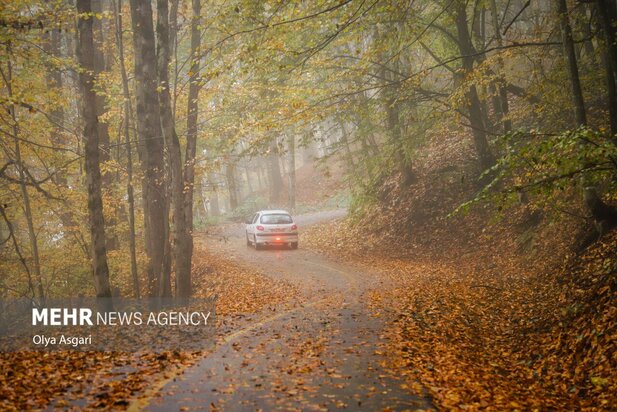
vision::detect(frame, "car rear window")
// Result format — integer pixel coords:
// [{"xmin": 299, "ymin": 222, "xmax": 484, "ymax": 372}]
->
[{"xmin": 260, "ymin": 214, "xmax": 293, "ymax": 224}]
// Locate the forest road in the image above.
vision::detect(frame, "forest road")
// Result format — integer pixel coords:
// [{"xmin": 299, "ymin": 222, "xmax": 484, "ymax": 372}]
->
[{"xmin": 142, "ymin": 209, "xmax": 432, "ymax": 411}]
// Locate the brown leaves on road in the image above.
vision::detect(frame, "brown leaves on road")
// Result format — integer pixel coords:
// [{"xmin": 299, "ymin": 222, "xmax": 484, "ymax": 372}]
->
[{"xmin": 192, "ymin": 238, "xmax": 300, "ymax": 316}]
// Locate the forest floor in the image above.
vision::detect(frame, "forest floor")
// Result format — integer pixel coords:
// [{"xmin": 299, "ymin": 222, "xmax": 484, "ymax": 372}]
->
[
  {"xmin": 2, "ymin": 206, "xmax": 613, "ymax": 411},
  {"xmin": 301, "ymin": 216, "xmax": 616, "ymax": 411}
]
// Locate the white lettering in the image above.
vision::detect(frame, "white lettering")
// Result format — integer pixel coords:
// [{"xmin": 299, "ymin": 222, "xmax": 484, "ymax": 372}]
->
[
  {"xmin": 50, "ymin": 308, "xmax": 62, "ymax": 325},
  {"xmin": 80, "ymin": 308, "xmax": 93, "ymax": 325},
  {"xmin": 32, "ymin": 308, "xmax": 47, "ymax": 325},
  {"xmin": 32, "ymin": 308, "xmax": 93, "ymax": 326}
]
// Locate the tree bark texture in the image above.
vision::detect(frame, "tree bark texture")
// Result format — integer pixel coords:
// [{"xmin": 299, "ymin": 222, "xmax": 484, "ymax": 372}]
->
[
  {"xmin": 76, "ymin": 0, "xmax": 112, "ymax": 298},
  {"xmin": 557, "ymin": 0, "xmax": 587, "ymax": 127},
  {"xmin": 129, "ymin": 0, "xmax": 169, "ymax": 296}
]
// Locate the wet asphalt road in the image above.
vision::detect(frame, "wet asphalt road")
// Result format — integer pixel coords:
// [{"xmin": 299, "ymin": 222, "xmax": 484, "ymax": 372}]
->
[{"xmin": 143, "ymin": 209, "xmax": 431, "ymax": 411}]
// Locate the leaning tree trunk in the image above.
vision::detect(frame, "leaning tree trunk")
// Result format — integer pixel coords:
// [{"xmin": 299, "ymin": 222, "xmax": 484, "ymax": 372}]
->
[
  {"xmin": 557, "ymin": 0, "xmax": 617, "ymax": 231},
  {"xmin": 455, "ymin": 1, "xmax": 495, "ymax": 172},
  {"xmin": 557, "ymin": 0, "xmax": 587, "ymax": 126},
  {"xmin": 129, "ymin": 0, "xmax": 169, "ymax": 296},
  {"xmin": 76, "ymin": 0, "xmax": 112, "ymax": 298}
]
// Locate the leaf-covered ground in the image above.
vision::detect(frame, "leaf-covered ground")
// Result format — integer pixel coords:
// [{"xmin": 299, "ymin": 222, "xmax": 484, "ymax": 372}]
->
[
  {"xmin": 302, "ymin": 216, "xmax": 616, "ymax": 410},
  {"xmin": 0, "ymin": 242, "xmax": 299, "ymax": 411}
]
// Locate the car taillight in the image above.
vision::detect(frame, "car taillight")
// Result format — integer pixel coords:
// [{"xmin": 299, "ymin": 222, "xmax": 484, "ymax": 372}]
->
[
  {"xmin": 256, "ymin": 225, "xmax": 264, "ymax": 231},
  {"xmin": 291, "ymin": 224, "xmax": 297, "ymax": 230}
]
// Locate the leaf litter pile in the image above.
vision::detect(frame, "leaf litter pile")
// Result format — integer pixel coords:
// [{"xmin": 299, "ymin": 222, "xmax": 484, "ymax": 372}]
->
[{"xmin": 0, "ymin": 241, "xmax": 298, "ymax": 411}]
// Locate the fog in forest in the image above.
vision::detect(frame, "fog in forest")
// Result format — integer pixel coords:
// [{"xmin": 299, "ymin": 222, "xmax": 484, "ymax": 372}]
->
[{"xmin": 0, "ymin": 0, "xmax": 616, "ymax": 410}]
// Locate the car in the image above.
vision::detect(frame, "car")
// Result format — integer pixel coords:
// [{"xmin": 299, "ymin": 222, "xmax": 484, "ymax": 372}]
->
[{"xmin": 245, "ymin": 210, "xmax": 298, "ymax": 250}]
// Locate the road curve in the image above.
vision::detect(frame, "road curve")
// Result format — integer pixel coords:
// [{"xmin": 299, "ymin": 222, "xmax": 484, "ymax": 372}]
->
[{"xmin": 142, "ymin": 209, "xmax": 431, "ymax": 411}]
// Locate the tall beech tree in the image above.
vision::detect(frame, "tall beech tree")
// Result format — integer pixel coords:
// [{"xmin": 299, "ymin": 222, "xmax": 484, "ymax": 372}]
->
[
  {"xmin": 183, "ymin": 0, "xmax": 203, "ymax": 288},
  {"xmin": 76, "ymin": 0, "xmax": 112, "ymax": 298},
  {"xmin": 113, "ymin": 0, "xmax": 140, "ymax": 299},
  {"xmin": 156, "ymin": 0, "xmax": 190, "ymax": 297},
  {"xmin": 129, "ymin": 0, "xmax": 169, "ymax": 296}
]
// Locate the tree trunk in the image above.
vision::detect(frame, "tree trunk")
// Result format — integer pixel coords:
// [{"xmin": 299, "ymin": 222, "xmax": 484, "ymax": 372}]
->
[
  {"xmin": 43, "ymin": 27, "xmax": 65, "ymax": 155},
  {"xmin": 196, "ymin": 178, "xmax": 207, "ymax": 221},
  {"xmin": 226, "ymin": 163, "xmax": 238, "ymax": 210},
  {"xmin": 43, "ymin": 22, "xmax": 79, "ymax": 240},
  {"xmin": 580, "ymin": 4, "xmax": 599, "ymax": 69},
  {"xmin": 0, "ymin": 205, "xmax": 37, "ymax": 298},
  {"xmin": 596, "ymin": 0, "xmax": 617, "ymax": 81},
  {"xmin": 455, "ymin": 1, "xmax": 495, "ymax": 171},
  {"xmin": 91, "ymin": 0, "xmax": 116, "ymax": 253},
  {"xmin": 287, "ymin": 134, "xmax": 296, "ymax": 212},
  {"xmin": 244, "ymin": 164, "xmax": 254, "ymax": 194},
  {"xmin": 179, "ymin": 0, "xmax": 202, "ymax": 295},
  {"xmin": 5, "ymin": 46, "xmax": 45, "ymax": 300},
  {"xmin": 208, "ymin": 174, "xmax": 220, "ymax": 216},
  {"xmin": 557, "ymin": 0, "xmax": 587, "ymax": 127},
  {"xmin": 76, "ymin": 0, "xmax": 112, "ymax": 298},
  {"xmin": 489, "ymin": 0, "xmax": 512, "ymax": 133},
  {"xmin": 268, "ymin": 139, "xmax": 284, "ymax": 205},
  {"xmin": 92, "ymin": 0, "xmax": 111, "ymax": 175},
  {"xmin": 301, "ymin": 136, "xmax": 318, "ymax": 164},
  {"xmin": 595, "ymin": 0, "xmax": 617, "ymax": 137},
  {"xmin": 113, "ymin": 0, "xmax": 139, "ymax": 299},
  {"xmin": 129, "ymin": 0, "xmax": 169, "ymax": 296},
  {"xmin": 338, "ymin": 119, "xmax": 360, "ymax": 182},
  {"xmin": 156, "ymin": 0, "xmax": 189, "ymax": 298},
  {"xmin": 555, "ymin": 0, "xmax": 617, "ymax": 232},
  {"xmin": 383, "ymin": 75, "xmax": 414, "ymax": 185}
]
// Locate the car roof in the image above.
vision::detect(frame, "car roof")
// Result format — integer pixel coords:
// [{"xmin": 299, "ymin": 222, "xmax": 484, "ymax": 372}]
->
[{"xmin": 258, "ymin": 209, "xmax": 291, "ymax": 215}]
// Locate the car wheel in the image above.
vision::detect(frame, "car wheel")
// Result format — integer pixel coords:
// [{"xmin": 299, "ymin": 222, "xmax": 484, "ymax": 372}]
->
[
  {"xmin": 246, "ymin": 232, "xmax": 251, "ymax": 246},
  {"xmin": 291, "ymin": 242, "xmax": 298, "ymax": 250},
  {"xmin": 254, "ymin": 235, "xmax": 262, "ymax": 250}
]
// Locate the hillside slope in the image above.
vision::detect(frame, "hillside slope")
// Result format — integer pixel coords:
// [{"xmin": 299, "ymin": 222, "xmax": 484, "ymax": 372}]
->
[{"xmin": 302, "ymin": 132, "xmax": 616, "ymax": 409}]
